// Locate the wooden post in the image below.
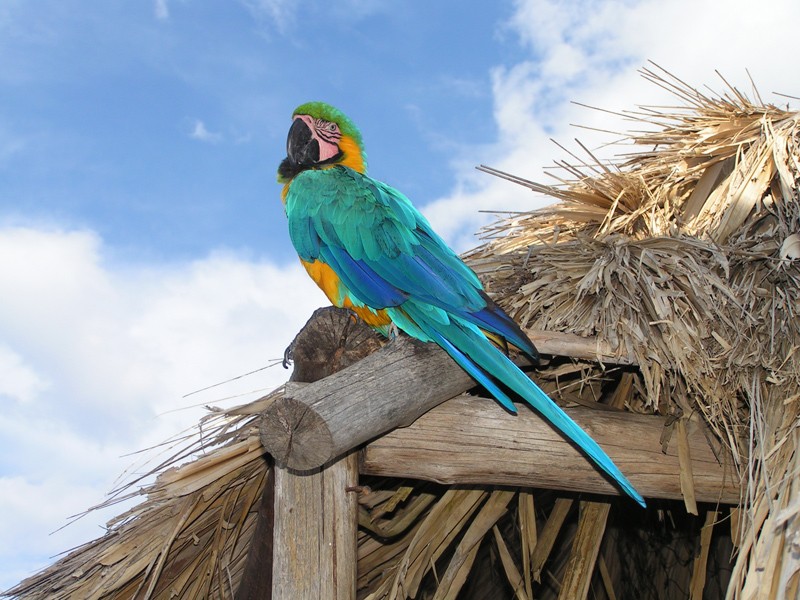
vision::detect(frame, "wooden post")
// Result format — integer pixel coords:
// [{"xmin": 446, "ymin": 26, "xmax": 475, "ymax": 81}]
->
[
  {"xmin": 272, "ymin": 452, "xmax": 360, "ymax": 600},
  {"xmin": 241, "ymin": 307, "xmax": 379, "ymax": 600}
]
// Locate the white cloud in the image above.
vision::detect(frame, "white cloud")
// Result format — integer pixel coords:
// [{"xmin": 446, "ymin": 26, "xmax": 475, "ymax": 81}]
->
[
  {"xmin": 154, "ymin": 0, "xmax": 169, "ymax": 21},
  {"xmin": 0, "ymin": 225, "xmax": 324, "ymax": 588},
  {"xmin": 424, "ymin": 0, "xmax": 800, "ymax": 251},
  {"xmin": 189, "ymin": 119, "xmax": 222, "ymax": 143},
  {"xmin": 0, "ymin": 344, "xmax": 49, "ymax": 405},
  {"xmin": 0, "ymin": 475, "xmax": 122, "ymax": 590},
  {"xmin": 239, "ymin": 0, "xmax": 297, "ymax": 34}
]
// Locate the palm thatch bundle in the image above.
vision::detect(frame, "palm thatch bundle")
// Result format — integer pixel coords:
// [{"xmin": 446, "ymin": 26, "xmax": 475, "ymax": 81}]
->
[
  {"xmin": 4, "ymin": 67, "xmax": 799, "ymax": 599},
  {"xmin": 468, "ymin": 66, "xmax": 800, "ymax": 597}
]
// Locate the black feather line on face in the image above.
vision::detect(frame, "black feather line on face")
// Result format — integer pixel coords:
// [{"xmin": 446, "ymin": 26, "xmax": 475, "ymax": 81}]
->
[
  {"xmin": 278, "ymin": 150, "xmax": 347, "ymax": 181},
  {"xmin": 278, "ymin": 156, "xmax": 304, "ymax": 180}
]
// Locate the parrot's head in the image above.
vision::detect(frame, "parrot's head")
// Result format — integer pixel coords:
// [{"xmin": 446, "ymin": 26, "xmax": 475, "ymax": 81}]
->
[{"xmin": 278, "ymin": 102, "xmax": 367, "ymax": 183}]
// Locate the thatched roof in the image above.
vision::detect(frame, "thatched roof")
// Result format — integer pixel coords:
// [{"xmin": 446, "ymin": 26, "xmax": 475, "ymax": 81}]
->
[
  {"xmin": 469, "ymin": 66, "xmax": 800, "ymax": 597},
  {"xmin": 5, "ymin": 67, "xmax": 799, "ymax": 599}
]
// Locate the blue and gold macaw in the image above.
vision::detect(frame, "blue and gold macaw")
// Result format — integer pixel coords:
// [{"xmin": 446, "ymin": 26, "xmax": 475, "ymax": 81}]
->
[{"xmin": 277, "ymin": 102, "xmax": 645, "ymax": 507}]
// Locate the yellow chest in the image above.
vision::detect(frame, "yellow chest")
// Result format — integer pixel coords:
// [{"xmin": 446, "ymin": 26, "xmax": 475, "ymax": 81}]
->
[{"xmin": 300, "ymin": 259, "xmax": 391, "ymax": 329}]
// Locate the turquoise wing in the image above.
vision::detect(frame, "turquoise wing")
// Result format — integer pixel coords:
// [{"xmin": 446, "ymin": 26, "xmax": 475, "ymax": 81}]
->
[{"xmin": 285, "ymin": 166, "xmax": 536, "ymax": 357}]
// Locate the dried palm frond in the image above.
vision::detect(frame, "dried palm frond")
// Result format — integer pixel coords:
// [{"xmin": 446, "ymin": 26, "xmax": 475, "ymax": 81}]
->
[
  {"xmin": 467, "ymin": 65, "xmax": 800, "ymax": 599},
  {"xmin": 4, "ymin": 392, "xmax": 276, "ymax": 600}
]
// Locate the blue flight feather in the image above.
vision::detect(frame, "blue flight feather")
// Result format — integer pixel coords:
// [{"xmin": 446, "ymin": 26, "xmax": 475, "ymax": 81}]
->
[
  {"xmin": 424, "ymin": 321, "xmax": 518, "ymax": 413},
  {"xmin": 396, "ymin": 300, "xmax": 646, "ymax": 507}
]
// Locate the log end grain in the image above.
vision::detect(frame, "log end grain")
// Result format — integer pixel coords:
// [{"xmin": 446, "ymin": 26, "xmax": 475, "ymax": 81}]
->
[{"xmin": 260, "ymin": 396, "xmax": 334, "ymax": 470}]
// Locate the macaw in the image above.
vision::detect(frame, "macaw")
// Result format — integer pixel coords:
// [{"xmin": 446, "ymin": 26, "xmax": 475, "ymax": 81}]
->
[{"xmin": 277, "ymin": 101, "xmax": 645, "ymax": 507}]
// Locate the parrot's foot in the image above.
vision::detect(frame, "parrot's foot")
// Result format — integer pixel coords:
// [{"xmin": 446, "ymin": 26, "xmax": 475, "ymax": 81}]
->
[{"xmin": 282, "ymin": 344, "xmax": 293, "ymax": 369}]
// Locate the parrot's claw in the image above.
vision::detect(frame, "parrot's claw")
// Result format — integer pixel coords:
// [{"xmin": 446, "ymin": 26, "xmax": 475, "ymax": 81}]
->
[{"xmin": 282, "ymin": 344, "xmax": 294, "ymax": 369}]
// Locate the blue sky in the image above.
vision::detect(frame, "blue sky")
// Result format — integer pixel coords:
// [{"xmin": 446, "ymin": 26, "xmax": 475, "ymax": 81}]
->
[
  {"xmin": 1, "ymin": 1, "xmax": 519, "ymax": 262},
  {"xmin": 2, "ymin": 0, "xmax": 799, "ymax": 590}
]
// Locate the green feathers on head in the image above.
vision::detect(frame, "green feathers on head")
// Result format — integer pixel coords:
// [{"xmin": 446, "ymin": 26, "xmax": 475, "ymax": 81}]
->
[{"xmin": 293, "ymin": 101, "xmax": 364, "ymax": 149}]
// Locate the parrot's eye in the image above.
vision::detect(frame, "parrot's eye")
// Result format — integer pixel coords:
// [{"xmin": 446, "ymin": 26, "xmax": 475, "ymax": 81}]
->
[
  {"xmin": 315, "ymin": 119, "xmax": 338, "ymax": 132},
  {"xmin": 314, "ymin": 119, "xmax": 339, "ymax": 134}
]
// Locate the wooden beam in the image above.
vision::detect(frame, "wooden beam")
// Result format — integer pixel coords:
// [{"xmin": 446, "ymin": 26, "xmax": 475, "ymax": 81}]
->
[
  {"xmin": 260, "ymin": 334, "xmax": 474, "ymax": 470},
  {"xmin": 285, "ymin": 306, "xmax": 384, "ymax": 384},
  {"xmin": 264, "ymin": 307, "xmax": 371, "ymax": 600},
  {"xmin": 360, "ymin": 394, "xmax": 740, "ymax": 504},
  {"xmin": 525, "ymin": 330, "xmax": 637, "ymax": 366}
]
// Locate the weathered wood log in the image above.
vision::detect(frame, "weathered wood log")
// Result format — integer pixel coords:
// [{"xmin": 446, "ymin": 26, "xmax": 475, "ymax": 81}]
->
[
  {"xmin": 272, "ymin": 452, "xmax": 359, "ymax": 600},
  {"xmin": 261, "ymin": 333, "xmax": 475, "ymax": 470},
  {"xmin": 287, "ymin": 306, "xmax": 384, "ymax": 384},
  {"xmin": 360, "ymin": 394, "xmax": 740, "ymax": 504}
]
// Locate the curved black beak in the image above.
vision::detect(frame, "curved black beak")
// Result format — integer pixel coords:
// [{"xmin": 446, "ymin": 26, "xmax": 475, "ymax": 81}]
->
[
  {"xmin": 278, "ymin": 117, "xmax": 321, "ymax": 181},
  {"xmin": 286, "ymin": 117, "xmax": 319, "ymax": 167}
]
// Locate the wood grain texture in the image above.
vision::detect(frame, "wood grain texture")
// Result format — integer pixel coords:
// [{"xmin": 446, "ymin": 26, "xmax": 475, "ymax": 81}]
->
[
  {"xmin": 267, "ymin": 308, "xmax": 369, "ymax": 600},
  {"xmin": 287, "ymin": 306, "xmax": 384, "ymax": 384},
  {"xmin": 558, "ymin": 501, "xmax": 611, "ymax": 600},
  {"xmin": 272, "ymin": 452, "xmax": 359, "ymax": 600},
  {"xmin": 526, "ymin": 329, "xmax": 637, "ymax": 366},
  {"xmin": 262, "ymin": 307, "xmax": 641, "ymax": 471},
  {"xmin": 261, "ymin": 334, "xmax": 475, "ymax": 470},
  {"xmin": 361, "ymin": 394, "xmax": 740, "ymax": 504}
]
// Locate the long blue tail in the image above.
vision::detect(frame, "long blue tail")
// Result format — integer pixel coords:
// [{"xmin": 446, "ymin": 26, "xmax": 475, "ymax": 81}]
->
[{"xmin": 394, "ymin": 303, "xmax": 646, "ymax": 507}]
